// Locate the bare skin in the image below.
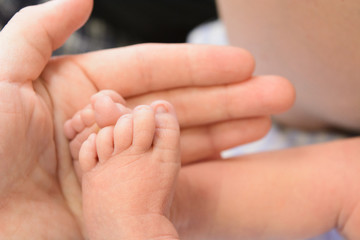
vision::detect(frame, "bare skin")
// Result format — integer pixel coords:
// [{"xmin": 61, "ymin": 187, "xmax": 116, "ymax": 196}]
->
[
  {"xmin": 188, "ymin": 0, "xmax": 360, "ymax": 239},
  {"xmin": 64, "ymin": 99, "xmax": 360, "ymax": 239},
  {"xmin": 64, "ymin": 90, "xmax": 131, "ymax": 180},
  {"xmin": 175, "ymin": 137, "xmax": 360, "ymax": 240},
  {"xmin": 0, "ymin": 0, "xmax": 294, "ymax": 239},
  {"xmin": 76, "ymin": 99, "xmax": 181, "ymax": 240},
  {"xmin": 4, "ymin": 0, "xmax": 360, "ymax": 239},
  {"xmin": 217, "ymin": 0, "xmax": 360, "ymax": 132},
  {"xmin": 65, "ymin": 92, "xmax": 181, "ymax": 239},
  {"xmin": 9, "ymin": 0, "xmax": 360, "ymax": 239},
  {"xmin": 66, "ymin": 93, "xmax": 357, "ymax": 240}
]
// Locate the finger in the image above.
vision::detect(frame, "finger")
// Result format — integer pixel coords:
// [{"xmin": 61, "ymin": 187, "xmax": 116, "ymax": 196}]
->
[
  {"xmin": 0, "ymin": 0, "xmax": 93, "ymax": 83},
  {"xmin": 180, "ymin": 117, "xmax": 271, "ymax": 164},
  {"xmin": 68, "ymin": 44, "xmax": 255, "ymax": 96},
  {"xmin": 127, "ymin": 75, "xmax": 295, "ymax": 127}
]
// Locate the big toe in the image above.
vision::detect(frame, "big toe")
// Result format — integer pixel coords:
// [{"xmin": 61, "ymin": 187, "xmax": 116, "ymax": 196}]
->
[
  {"xmin": 151, "ymin": 101, "xmax": 180, "ymax": 159},
  {"xmin": 131, "ymin": 105, "xmax": 156, "ymax": 153},
  {"xmin": 91, "ymin": 90, "xmax": 130, "ymax": 127}
]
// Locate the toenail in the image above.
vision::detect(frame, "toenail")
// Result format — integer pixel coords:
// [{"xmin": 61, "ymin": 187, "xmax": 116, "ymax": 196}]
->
[
  {"xmin": 155, "ymin": 105, "xmax": 168, "ymax": 113},
  {"xmin": 116, "ymin": 103, "xmax": 129, "ymax": 113},
  {"xmin": 87, "ymin": 133, "xmax": 96, "ymax": 142},
  {"xmin": 134, "ymin": 105, "xmax": 151, "ymax": 111},
  {"xmin": 121, "ymin": 114, "xmax": 132, "ymax": 119}
]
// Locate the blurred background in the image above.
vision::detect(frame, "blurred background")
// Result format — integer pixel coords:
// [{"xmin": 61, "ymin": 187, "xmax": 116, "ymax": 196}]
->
[{"xmin": 0, "ymin": 0, "xmax": 217, "ymax": 54}]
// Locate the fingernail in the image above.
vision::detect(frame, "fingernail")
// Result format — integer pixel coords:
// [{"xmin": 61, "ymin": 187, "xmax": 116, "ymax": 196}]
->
[{"xmin": 156, "ymin": 105, "xmax": 168, "ymax": 113}]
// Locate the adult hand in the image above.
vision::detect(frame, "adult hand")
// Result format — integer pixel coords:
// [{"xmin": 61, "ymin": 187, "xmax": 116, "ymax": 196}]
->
[
  {"xmin": 0, "ymin": 0, "xmax": 93, "ymax": 238},
  {"xmin": 0, "ymin": 0, "xmax": 294, "ymax": 239}
]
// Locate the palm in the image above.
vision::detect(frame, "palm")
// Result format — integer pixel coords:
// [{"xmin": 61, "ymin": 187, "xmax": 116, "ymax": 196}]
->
[
  {"xmin": 0, "ymin": 79, "xmax": 82, "ymax": 238},
  {"xmin": 0, "ymin": 56, "xmax": 111, "ymax": 239}
]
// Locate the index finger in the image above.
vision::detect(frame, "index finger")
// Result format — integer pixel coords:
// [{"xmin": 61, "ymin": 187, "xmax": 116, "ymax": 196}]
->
[{"xmin": 68, "ymin": 44, "xmax": 255, "ymax": 97}]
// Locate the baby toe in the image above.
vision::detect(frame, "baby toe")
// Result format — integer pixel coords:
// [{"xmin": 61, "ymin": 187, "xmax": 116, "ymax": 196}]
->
[
  {"xmin": 79, "ymin": 133, "xmax": 98, "ymax": 172},
  {"xmin": 96, "ymin": 126, "xmax": 115, "ymax": 162},
  {"xmin": 113, "ymin": 114, "xmax": 133, "ymax": 154}
]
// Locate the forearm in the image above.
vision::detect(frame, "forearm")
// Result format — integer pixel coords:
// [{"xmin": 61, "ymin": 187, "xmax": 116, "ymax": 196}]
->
[{"xmin": 178, "ymin": 137, "xmax": 360, "ymax": 239}]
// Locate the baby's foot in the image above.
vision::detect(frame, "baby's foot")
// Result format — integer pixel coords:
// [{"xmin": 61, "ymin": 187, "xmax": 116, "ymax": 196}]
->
[
  {"xmin": 80, "ymin": 101, "xmax": 180, "ymax": 240},
  {"xmin": 63, "ymin": 90, "xmax": 130, "ymax": 179}
]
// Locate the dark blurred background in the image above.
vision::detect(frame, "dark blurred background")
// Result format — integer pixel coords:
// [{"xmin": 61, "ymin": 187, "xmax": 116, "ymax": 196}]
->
[{"xmin": 0, "ymin": 0, "xmax": 217, "ymax": 54}]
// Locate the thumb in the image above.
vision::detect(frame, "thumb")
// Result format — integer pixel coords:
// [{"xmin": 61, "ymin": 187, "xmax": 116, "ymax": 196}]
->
[{"xmin": 0, "ymin": 0, "xmax": 93, "ymax": 83}]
